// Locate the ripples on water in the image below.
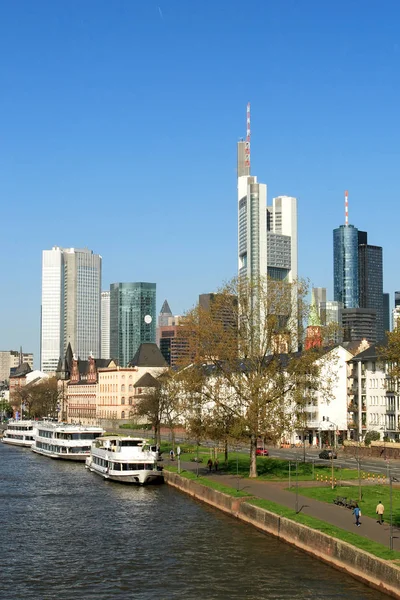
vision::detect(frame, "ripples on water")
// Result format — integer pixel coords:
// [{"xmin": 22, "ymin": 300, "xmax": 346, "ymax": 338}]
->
[{"xmin": 0, "ymin": 444, "xmax": 391, "ymax": 600}]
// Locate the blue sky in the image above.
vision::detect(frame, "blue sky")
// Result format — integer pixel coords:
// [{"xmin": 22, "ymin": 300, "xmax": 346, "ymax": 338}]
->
[{"xmin": 1, "ymin": 1, "xmax": 400, "ymax": 364}]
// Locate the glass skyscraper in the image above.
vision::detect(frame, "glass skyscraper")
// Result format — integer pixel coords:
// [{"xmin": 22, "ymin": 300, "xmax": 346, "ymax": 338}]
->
[
  {"xmin": 110, "ymin": 282, "xmax": 156, "ymax": 367},
  {"xmin": 333, "ymin": 225, "xmax": 359, "ymax": 308},
  {"xmin": 358, "ymin": 240, "xmax": 384, "ymax": 341}
]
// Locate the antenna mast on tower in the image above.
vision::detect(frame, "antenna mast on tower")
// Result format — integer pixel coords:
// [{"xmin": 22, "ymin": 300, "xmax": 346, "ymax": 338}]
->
[
  {"xmin": 245, "ymin": 102, "xmax": 251, "ymax": 174},
  {"xmin": 344, "ymin": 190, "xmax": 349, "ymax": 226}
]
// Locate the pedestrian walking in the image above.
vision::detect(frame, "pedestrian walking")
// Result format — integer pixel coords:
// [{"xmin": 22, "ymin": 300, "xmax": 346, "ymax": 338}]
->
[
  {"xmin": 353, "ymin": 504, "xmax": 362, "ymax": 527},
  {"xmin": 170, "ymin": 449, "xmax": 175, "ymax": 461},
  {"xmin": 214, "ymin": 458, "xmax": 219, "ymax": 472},
  {"xmin": 376, "ymin": 500, "xmax": 385, "ymax": 524},
  {"xmin": 207, "ymin": 458, "xmax": 213, "ymax": 472}
]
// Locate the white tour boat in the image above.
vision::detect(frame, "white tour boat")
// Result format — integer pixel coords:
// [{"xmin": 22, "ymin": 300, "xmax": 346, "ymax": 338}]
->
[
  {"xmin": 31, "ymin": 422, "xmax": 104, "ymax": 461},
  {"xmin": 2, "ymin": 420, "xmax": 37, "ymax": 447},
  {"xmin": 85, "ymin": 436, "xmax": 163, "ymax": 484}
]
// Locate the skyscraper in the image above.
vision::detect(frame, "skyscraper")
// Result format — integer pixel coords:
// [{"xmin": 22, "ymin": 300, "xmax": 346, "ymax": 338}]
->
[
  {"xmin": 101, "ymin": 291, "xmax": 110, "ymax": 359},
  {"xmin": 383, "ymin": 293, "xmax": 390, "ymax": 334},
  {"xmin": 41, "ymin": 247, "xmax": 102, "ymax": 372},
  {"xmin": 358, "ymin": 232, "xmax": 384, "ymax": 341},
  {"xmin": 237, "ymin": 106, "xmax": 297, "ymax": 286},
  {"xmin": 110, "ymin": 282, "xmax": 156, "ymax": 367},
  {"xmin": 333, "ymin": 224, "xmax": 359, "ymax": 308}
]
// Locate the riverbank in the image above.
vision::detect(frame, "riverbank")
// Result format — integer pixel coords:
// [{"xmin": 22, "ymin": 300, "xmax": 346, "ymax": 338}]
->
[{"xmin": 164, "ymin": 469, "xmax": 400, "ymax": 599}]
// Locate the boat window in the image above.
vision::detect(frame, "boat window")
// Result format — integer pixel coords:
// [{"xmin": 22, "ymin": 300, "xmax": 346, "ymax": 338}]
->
[{"xmin": 119, "ymin": 440, "xmax": 141, "ymax": 447}]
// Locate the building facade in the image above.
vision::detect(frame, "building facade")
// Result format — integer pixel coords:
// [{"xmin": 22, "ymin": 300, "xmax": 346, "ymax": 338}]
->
[
  {"xmin": 101, "ymin": 291, "xmax": 110, "ymax": 359},
  {"xmin": 383, "ymin": 292, "xmax": 390, "ymax": 334},
  {"xmin": 110, "ymin": 282, "xmax": 156, "ymax": 367},
  {"xmin": 41, "ymin": 247, "xmax": 102, "ymax": 371},
  {"xmin": 0, "ymin": 351, "xmax": 33, "ymax": 383},
  {"xmin": 341, "ymin": 308, "xmax": 377, "ymax": 344}
]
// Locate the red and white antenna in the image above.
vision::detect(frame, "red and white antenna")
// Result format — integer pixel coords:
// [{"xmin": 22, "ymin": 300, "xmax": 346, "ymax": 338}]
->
[
  {"xmin": 344, "ymin": 190, "xmax": 349, "ymax": 226},
  {"xmin": 245, "ymin": 102, "xmax": 251, "ymax": 173}
]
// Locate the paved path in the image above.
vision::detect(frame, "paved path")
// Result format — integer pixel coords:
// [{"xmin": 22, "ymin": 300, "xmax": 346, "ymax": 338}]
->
[{"xmin": 169, "ymin": 459, "xmax": 400, "ymax": 552}]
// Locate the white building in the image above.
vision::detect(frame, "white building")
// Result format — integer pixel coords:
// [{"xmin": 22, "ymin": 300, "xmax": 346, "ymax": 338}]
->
[
  {"xmin": 41, "ymin": 247, "xmax": 102, "ymax": 372},
  {"xmin": 348, "ymin": 343, "xmax": 400, "ymax": 442},
  {"xmin": 292, "ymin": 345, "xmax": 354, "ymax": 447},
  {"xmin": 101, "ymin": 291, "xmax": 110, "ymax": 359}
]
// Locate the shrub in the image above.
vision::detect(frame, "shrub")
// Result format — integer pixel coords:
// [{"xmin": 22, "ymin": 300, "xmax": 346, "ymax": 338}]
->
[{"xmin": 364, "ymin": 430, "xmax": 381, "ymax": 446}]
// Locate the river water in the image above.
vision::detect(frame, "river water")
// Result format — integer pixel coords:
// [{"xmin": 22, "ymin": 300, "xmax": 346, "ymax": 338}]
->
[{"xmin": 0, "ymin": 443, "xmax": 391, "ymax": 600}]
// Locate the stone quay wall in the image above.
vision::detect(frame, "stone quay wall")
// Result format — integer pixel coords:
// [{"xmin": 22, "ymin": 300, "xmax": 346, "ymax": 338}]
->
[{"xmin": 164, "ymin": 471, "xmax": 400, "ymax": 599}]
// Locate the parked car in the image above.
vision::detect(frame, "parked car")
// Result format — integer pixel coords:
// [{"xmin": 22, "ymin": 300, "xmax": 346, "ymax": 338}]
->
[
  {"xmin": 319, "ymin": 449, "xmax": 337, "ymax": 460},
  {"xmin": 256, "ymin": 448, "xmax": 269, "ymax": 456}
]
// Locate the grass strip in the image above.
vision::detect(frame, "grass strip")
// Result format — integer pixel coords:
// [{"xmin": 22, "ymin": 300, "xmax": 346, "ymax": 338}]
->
[
  {"xmin": 164, "ymin": 465, "xmax": 252, "ymax": 498},
  {"xmin": 247, "ymin": 497, "xmax": 400, "ymax": 561}
]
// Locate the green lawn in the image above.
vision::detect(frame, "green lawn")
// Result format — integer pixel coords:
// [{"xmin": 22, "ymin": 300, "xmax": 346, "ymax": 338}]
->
[
  {"xmin": 164, "ymin": 465, "xmax": 252, "ymax": 497},
  {"xmin": 248, "ymin": 498, "xmax": 400, "ymax": 561},
  {"xmin": 164, "ymin": 465, "xmax": 400, "ymax": 561},
  {"xmin": 287, "ymin": 484, "xmax": 400, "ymax": 526}
]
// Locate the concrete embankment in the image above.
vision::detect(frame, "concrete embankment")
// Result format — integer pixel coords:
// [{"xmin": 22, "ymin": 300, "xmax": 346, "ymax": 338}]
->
[{"xmin": 164, "ymin": 471, "xmax": 400, "ymax": 599}]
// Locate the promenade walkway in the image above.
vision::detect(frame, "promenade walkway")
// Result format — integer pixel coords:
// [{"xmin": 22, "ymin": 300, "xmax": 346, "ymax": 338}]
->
[{"xmin": 170, "ymin": 459, "xmax": 400, "ymax": 552}]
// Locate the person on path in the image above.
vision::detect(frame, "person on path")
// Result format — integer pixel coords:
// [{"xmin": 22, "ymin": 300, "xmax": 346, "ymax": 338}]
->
[
  {"xmin": 170, "ymin": 449, "xmax": 175, "ymax": 461},
  {"xmin": 214, "ymin": 459, "xmax": 219, "ymax": 472},
  {"xmin": 376, "ymin": 501, "xmax": 385, "ymax": 524},
  {"xmin": 207, "ymin": 458, "xmax": 213, "ymax": 472},
  {"xmin": 353, "ymin": 504, "xmax": 361, "ymax": 527}
]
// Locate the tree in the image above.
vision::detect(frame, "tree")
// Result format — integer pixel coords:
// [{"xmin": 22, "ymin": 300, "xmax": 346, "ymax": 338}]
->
[
  {"xmin": 178, "ymin": 275, "xmax": 334, "ymax": 478},
  {"xmin": 134, "ymin": 370, "xmax": 184, "ymax": 448},
  {"xmin": 10, "ymin": 377, "xmax": 60, "ymax": 419}
]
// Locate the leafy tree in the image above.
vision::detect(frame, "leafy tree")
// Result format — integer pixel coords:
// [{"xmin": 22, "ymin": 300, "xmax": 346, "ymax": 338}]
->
[
  {"xmin": 10, "ymin": 377, "xmax": 60, "ymax": 419},
  {"xmin": 178, "ymin": 275, "xmax": 335, "ymax": 478}
]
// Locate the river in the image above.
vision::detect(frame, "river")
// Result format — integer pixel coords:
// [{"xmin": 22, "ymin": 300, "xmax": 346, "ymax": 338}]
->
[{"xmin": 0, "ymin": 443, "xmax": 391, "ymax": 600}]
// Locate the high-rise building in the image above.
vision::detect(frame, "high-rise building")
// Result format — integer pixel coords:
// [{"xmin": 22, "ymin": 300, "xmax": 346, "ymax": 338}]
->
[
  {"xmin": 319, "ymin": 301, "xmax": 343, "ymax": 343},
  {"xmin": 101, "ymin": 291, "xmax": 110, "ymax": 359},
  {"xmin": 41, "ymin": 247, "xmax": 102, "ymax": 372},
  {"xmin": 341, "ymin": 308, "xmax": 377, "ymax": 344},
  {"xmin": 383, "ymin": 293, "xmax": 390, "ymax": 334},
  {"xmin": 358, "ymin": 232, "xmax": 384, "ymax": 341},
  {"xmin": 333, "ymin": 224, "xmax": 359, "ymax": 309},
  {"xmin": 110, "ymin": 282, "xmax": 156, "ymax": 367},
  {"xmin": 237, "ymin": 105, "xmax": 297, "ymax": 334}
]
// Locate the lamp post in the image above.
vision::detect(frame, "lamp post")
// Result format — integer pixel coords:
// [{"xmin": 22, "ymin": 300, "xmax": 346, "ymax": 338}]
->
[{"xmin": 389, "ymin": 475, "xmax": 398, "ymax": 551}]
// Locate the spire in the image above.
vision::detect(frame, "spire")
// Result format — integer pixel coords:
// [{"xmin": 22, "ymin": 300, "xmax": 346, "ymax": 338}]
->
[
  {"xmin": 160, "ymin": 299, "xmax": 172, "ymax": 316},
  {"xmin": 345, "ymin": 190, "xmax": 349, "ymax": 226},
  {"xmin": 245, "ymin": 102, "xmax": 251, "ymax": 173}
]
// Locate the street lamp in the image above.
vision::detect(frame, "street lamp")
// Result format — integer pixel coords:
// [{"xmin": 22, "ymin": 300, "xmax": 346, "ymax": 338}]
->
[{"xmin": 389, "ymin": 475, "xmax": 399, "ymax": 551}]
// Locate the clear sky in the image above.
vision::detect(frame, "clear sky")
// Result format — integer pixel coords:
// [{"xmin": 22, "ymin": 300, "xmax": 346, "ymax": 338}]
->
[{"xmin": 1, "ymin": 0, "xmax": 400, "ymax": 364}]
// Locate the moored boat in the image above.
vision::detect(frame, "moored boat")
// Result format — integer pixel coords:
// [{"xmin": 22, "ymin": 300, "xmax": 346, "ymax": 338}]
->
[
  {"xmin": 85, "ymin": 436, "xmax": 163, "ymax": 484},
  {"xmin": 2, "ymin": 420, "xmax": 37, "ymax": 447},
  {"xmin": 31, "ymin": 422, "xmax": 104, "ymax": 461}
]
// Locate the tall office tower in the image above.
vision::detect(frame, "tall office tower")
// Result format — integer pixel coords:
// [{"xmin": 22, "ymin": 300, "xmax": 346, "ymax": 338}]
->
[
  {"xmin": 110, "ymin": 282, "xmax": 156, "ymax": 367},
  {"xmin": 41, "ymin": 247, "xmax": 102, "ymax": 372},
  {"xmin": 62, "ymin": 248, "xmax": 102, "ymax": 359},
  {"xmin": 333, "ymin": 191, "xmax": 359, "ymax": 308},
  {"xmin": 237, "ymin": 104, "xmax": 267, "ymax": 281},
  {"xmin": 267, "ymin": 196, "xmax": 298, "ymax": 282},
  {"xmin": 358, "ymin": 231, "xmax": 384, "ymax": 341},
  {"xmin": 383, "ymin": 293, "xmax": 390, "ymax": 334},
  {"xmin": 341, "ymin": 308, "xmax": 377, "ymax": 344},
  {"xmin": 101, "ymin": 291, "xmax": 110, "ymax": 359}
]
